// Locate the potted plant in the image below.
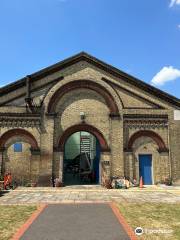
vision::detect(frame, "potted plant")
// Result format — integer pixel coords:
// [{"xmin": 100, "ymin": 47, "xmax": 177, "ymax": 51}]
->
[
  {"xmin": 158, "ymin": 178, "xmax": 172, "ymax": 186},
  {"xmin": 164, "ymin": 178, "xmax": 172, "ymax": 186},
  {"xmin": 104, "ymin": 179, "xmax": 112, "ymax": 189}
]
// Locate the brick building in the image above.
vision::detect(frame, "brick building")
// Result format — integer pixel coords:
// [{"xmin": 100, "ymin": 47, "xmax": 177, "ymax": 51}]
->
[{"xmin": 0, "ymin": 52, "xmax": 180, "ymax": 186}]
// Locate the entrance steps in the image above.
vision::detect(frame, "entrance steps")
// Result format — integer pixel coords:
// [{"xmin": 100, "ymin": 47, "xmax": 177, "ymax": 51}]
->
[
  {"xmin": 13, "ymin": 185, "xmax": 104, "ymax": 192},
  {"xmin": 63, "ymin": 184, "xmax": 103, "ymax": 190}
]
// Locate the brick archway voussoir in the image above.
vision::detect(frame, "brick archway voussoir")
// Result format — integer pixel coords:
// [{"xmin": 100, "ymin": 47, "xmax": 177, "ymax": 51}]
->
[
  {"xmin": 0, "ymin": 129, "xmax": 39, "ymax": 150},
  {"xmin": 127, "ymin": 130, "xmax": 168, "ymax": 152},
  {"xmin": 47, "ymin": 80, "xmax": 119, "ymax": 115},
  {"xmin": 56, "ymin": 124, "xmax": 110, "ymax": 152}
]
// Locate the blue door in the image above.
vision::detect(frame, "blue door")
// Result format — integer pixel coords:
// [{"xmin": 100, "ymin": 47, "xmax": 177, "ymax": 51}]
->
[{"xmin": 139, "ymin": 154, "xmax": 152, "ymax": 185}]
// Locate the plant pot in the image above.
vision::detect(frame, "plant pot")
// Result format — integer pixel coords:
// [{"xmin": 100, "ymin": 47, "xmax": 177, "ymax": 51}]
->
[{"xmin": 104, "ymin": 179, "xmax": 112, "ymax": 189}]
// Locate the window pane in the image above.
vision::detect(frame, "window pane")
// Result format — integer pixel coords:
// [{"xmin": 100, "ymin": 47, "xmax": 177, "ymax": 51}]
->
[{"xmin": 14, "ymin": 143, "xmax": 22, "ymax": 152}]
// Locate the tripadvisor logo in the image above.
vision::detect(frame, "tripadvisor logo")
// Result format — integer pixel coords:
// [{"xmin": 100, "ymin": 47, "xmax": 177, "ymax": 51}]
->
[{"xmin": 135, "ymin": 227, "xmax": 144, "ymax": 236}]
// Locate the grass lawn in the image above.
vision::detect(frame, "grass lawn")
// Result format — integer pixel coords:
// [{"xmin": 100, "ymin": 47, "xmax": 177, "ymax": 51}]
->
[
  {"xmin": 0, "ymin": 205, "xmax": 37, "ymax": 240},
  {"xmin": 0, "ymin": 202, "xmax": 180, "ymax": 240},
  {"xmin": 118, "ymin": 202, "xmax": 180, "ymax": 240}
]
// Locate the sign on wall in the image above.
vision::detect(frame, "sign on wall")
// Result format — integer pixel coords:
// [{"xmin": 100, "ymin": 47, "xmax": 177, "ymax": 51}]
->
[{"xmin": 174, "ymin": 110, "xmax": 180, "ymax": 120}]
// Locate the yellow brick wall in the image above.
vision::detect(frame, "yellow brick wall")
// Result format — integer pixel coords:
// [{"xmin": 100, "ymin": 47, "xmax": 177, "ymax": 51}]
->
[
  {"xmin": 4, "ymin": 142, "xmax": 31, "ymax": 184},
  {"xmin": 0, "ymin": 61, "xmax": 179, "ymax": 185}
]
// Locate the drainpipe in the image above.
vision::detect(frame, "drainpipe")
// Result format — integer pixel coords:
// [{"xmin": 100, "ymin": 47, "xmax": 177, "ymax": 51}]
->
[
  {"xmin": 26, "ymin": 75, "xmax": 31, "ymax": 99},
  {"xmin": 167, "ymin": 120, "xmax": 172, "ymax": 182},
  {"xmin": 25, "ymin": 75, "xmax": 33, "ymax": 111}
]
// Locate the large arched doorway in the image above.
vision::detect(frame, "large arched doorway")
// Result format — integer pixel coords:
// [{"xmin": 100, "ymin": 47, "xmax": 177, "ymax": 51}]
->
[
  {"xmin": 55, "ymin": 124, "xmax": 110, "ymax": 186},
  {"xmin": 63, "ymin": 131, "xmax": 101, "ymax": 185}
]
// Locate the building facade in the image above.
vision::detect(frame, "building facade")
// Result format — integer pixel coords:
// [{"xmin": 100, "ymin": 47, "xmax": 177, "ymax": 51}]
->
[{"xmin": 0, "ymin": 52, "xmax": 180, "ymax": 186}]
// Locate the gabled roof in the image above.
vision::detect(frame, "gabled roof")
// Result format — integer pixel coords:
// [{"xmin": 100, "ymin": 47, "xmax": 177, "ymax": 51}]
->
[{"xmin": 0, "ymin": 51, "xmax": 180, "ymax": 108}]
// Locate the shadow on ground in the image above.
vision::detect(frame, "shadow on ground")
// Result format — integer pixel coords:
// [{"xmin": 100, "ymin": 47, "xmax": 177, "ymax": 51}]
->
[{"xmin": 0, "ymin": 190, "xmax": 10, "ymax": 197}]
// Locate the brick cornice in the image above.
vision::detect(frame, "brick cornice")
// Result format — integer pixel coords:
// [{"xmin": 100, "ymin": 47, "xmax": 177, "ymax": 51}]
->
[
  {"xmin": 0, "ymin": 113, "xmax": 41, "ymax": 128},
  {"xmin": 0, "ymin": 112, "xmax": 41, "ymax": 118}
]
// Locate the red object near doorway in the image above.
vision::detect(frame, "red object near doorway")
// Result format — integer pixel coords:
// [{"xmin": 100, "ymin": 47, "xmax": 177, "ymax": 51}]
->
[{"xmin": 139, "ymin": 176, "xmax": 144, "ymax": 188}]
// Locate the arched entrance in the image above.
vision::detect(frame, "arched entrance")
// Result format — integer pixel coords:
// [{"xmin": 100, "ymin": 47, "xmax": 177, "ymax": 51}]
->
[
  {"xmin": 55, "ymin": 124, "xmax": 111, "ymax": 186},
  {"xmin": 126, "ymin": 130, "xmax": 169, "ymax": 185},
  {"xmin": 63, "ymin": 131, "xmax": 101, "ymax": 185}
]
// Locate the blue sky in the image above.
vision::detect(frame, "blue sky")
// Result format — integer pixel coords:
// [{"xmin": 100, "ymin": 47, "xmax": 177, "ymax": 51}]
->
[{"xmin": 0, "ymin": 0, "xmax": 180, "ymax": 98}]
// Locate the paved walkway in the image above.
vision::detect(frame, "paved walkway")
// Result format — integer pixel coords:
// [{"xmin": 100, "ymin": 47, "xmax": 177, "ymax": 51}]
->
[
  {"xmin": 19, "ymin": 204, "xmax": 131, "ymax": 240},
  {"xmin": 1, "ymin": 186, "xmax": 180, "ymax": 204}
]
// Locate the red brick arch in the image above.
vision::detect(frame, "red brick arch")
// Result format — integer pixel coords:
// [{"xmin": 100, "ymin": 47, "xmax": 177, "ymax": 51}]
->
[
  {"xmin": 0, "ymin": 129, "xmax": 39, "ymax": 149},
  {"xmin": 47, "ymin": 80, "xmax": 119, "ymax": 115},
  {"xmin": 127, "ymin": 130, "xmax": 168, "ymax": 152},
  {"xmin": 56, "ymin": 124, "xmax": 110, "ymax": 152}
]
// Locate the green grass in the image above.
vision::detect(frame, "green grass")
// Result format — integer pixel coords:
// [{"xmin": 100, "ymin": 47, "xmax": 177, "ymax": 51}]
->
[
  {"xmin": 0, "ymin": 205, "xmax": 37, "ymax": 240},
  {"xmin": 1, "ymin": 202, "xmax": 180, "ymax": 240},
  {"xmin": 117, "ymin": 202, "xmax": 180, "ymax": 240}
]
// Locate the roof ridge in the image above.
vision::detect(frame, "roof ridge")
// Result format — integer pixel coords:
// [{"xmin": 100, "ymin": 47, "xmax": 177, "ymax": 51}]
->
[{"xmin": 0, "ymin": 52, "xmax": 179, "ymax": 108}]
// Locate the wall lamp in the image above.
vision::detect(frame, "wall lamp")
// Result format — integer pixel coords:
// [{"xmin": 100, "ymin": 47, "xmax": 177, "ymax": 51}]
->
[{"xmin": 80, "ymin": 112, "xmax": 86, "ymax": 122}]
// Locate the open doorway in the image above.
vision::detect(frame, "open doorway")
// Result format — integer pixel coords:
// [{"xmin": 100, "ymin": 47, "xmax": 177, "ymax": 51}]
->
[{"xmin": 63, "ymin": 131, "xmax": 100, "ymax": 185}]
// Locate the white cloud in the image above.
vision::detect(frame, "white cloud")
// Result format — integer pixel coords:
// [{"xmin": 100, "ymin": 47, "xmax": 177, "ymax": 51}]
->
[
  {"xmin": 151, "ymin": 66, "xmax": 180, "ymax": 86},
  {"xmin": 169, "ymin": 0, "xmax": 180, "ymax": 7},
  {"xmin": 178, "ymin": 24, "xmax": 180, "ymax": 29}
]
